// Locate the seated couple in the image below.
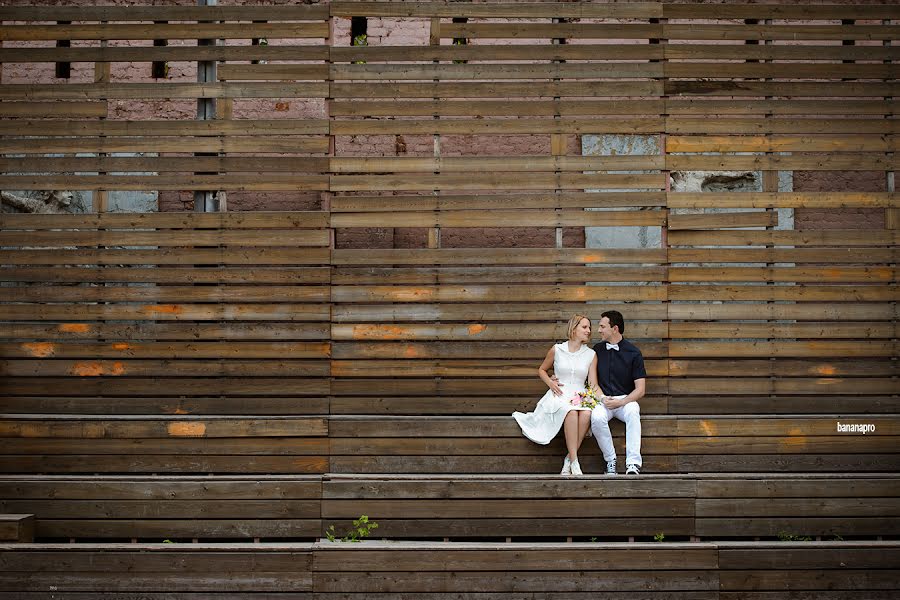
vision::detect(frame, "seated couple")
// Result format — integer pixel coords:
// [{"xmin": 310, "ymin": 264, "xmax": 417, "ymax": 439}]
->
[{"xmin": 513, "ymin": 311, "xmax": 646, "ymax": 476}]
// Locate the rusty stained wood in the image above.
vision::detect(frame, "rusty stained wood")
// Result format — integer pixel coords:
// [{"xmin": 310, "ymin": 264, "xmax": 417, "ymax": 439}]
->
[
  {"xmin": 0, "ymin": 341, "xmax": 331, "ymax": 359},
  {"xmin": 0, "ymin": 322, "xmax": 329, "ymax": 341},
  {"xmin": 0, "ymin": 304, "xmax": 331, "ymax": 322},
  {"xmin": 330, "ymin": 118, "xmax": 665, "ymax": 135},
  {"xmin": 0, "ymin": 359, "xmax": 329, "ymax": 378}
]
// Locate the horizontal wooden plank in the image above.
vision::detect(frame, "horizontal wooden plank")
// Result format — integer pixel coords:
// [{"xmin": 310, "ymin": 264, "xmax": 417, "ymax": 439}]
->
[
  {"xmin": 329, "ymin": 173, "xmax": 665, "ymax": 192},
  {"xmin": 668, "ymin": 135, "xmax": 897, "ymax": 153},
  {"xmin": 0, "ymin": 396, "xmax": 330, "ymax": 416},
  {"xmin": 668, "ymin": 212, "xmax": 776, "ymax": 230},
  {"xmin": 0, "ymin": 323, "xmax": 329, "ymax": 340},
  {"xmin": 328, "ymin": 63, "xmax": 665, "ymax": 81},
  {"xmin": 1, "ymin": 378, "xmax": 330, "ymax": 396},
  {"xmin": 331, "ymin": 81, "xmax": 663, "ymax": 99},
  {"xmin": 668, "ymin": 230, "xmax": 898, "ymax": 247},
  {"xmin": 668, "ymin": 193, "xmax": 897, "ymax": 210},
  {"xmin": 0, "ymin": 175, "xmax": 330, "ymax": 192},
  {"xmin": 0, "ymin": 44, "xmax": 329, "ymax": 63},
  {"xmin": 0, "ymin": 248, "xmax": 331, "ymax": 266},
  {"xmin": 667, "ymin": 285, "xmax": 896, "ymax": 302},
  {"xmin": 0, "ymin": 23, "xmax": 329, "ymax": 41},
  {"xmin": 332, "ymin": 209, "xmax": 665, "ymax": 228},
  {"xmin": 331, "ymin": 284, "xmax": 667, "ymax": 303},
  {"xmin": 0, "ymin": 438, "xmax": 329, "ymax": 456},
  {"xmin": 0, "ymin": 286, "xmax": 329, "ymax": 303},
  {"xmin": 332, "ymin": 45, "xmax": 666, "ymax": 64},
  {"xmin": 664, "ymin": 4, "xmax": 900, "ymax": 19},
  {"xmin": 332, "ymin": 266, "xmax": 667, "ymax": 285},
  {"xmin": 665, "ymin": 44, "xmax": 900, "ymax": 61},
  {"xmin": 668, "ymin": 154, "xmax": 897, "ymax": 171},
  {"xmin": 0, "ymin": 359, "xmax": 329, "ymax": 378},
  {"xmin": 0, "ymin": 342, "xmax": 330, "ymax": 359},
  {"xmin": 329, "ymin": 156, "xmax": 664, "ymax": 174},
  {"xmin": 0, "ymin": 230, "xmax": 328, "ymax": 247},
  {"xmin": 665, "ymin": 81, "xmax": 898, "ymax": 97},
  {"xmin": 668, "ymin": 248, "xmax": 897, "ymax": 264},
  {"xmin": 0, "ymin": 6, "xmax": 330, "ymax": 20},
  {"xmin": 0, "ymin": 156, "xmax": 329, "ymax": 174},
  {"xmin": 665, "ymin": 118, "xmax": 899, "ymax": 136},
  {"xmin": 0, "ymin": 304, "xmax": 330, "ymax": 322},
  {"xmin": 332, "ymin": 248, "xmax": 667, "ymax": 266},
  {"xmin": 0, "ymin": 417, "xmax": 328, "ymax": 438},
  {"xmin": 330, "ymin": 2, "xmax": 662, "ymax": 18},
  {"xmin": 331, "ymin": 322, "xmax": 665, "ymax": 342},
  {"xmin": 1, "ymin": 137, "xmax": 330, "ymax": 154},
  {"xmin": 0, "ymin": 83, "xmax": 330, "ymax": 100},
  {"xmin": 0, "ymin": 101, "xmax": 107, "ymax": 118},
  {"xmin": 0, "ymin": 120, "xmax": 329, "ymax": 137},
  {"xmin": 668, "ymin": 341, "xmax": 895, "ymax": 359},
  {"xmin": 668, "ymin": 322, "xmax": 897, "ymax": 340},
  {"xmin": 330, "ymin": 99, "xmax": 668, "ymax": 117},
  {"xmin": 669, "ymin": 266, "xmax": 896, "ymax": 284},
  {"xmin": 36, "ymin": 519, "xmax": 321, "ymax": 540},
  {"xmin": 331, "ymin": 192, "xmax": 667, "ymax": 212},
  {"xmin": 667, "ymin": 303, "xmax": 897, "ymax": 321},
  {"xmin": 665, "ymin": 99, "xmax": 900, "ymax": 116},
  {"xmin": 0, "ymin": 212, "xmax": 328, "ymax": 229},
  {"xmin": 0, "ymin": 266, "xmax": 331, "ymax": 284},
  {"xmin": 334, "ymin": 302, "xmax": 670, "ymax": 322},
  {"xmin": 662, "ymin": 24, "xmax": 900, "ymax": 41}
]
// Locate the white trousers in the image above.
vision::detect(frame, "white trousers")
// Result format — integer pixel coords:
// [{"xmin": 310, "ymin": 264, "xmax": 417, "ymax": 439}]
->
[{"xmin": 590, "ymin": 401, "xmax": 642, "ymax": 467}]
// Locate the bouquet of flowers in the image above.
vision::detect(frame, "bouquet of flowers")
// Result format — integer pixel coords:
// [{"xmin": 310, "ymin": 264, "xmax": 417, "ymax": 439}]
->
[{"xmin": 569, "ymin": 387, "xmax": 601, "ymax": 410}]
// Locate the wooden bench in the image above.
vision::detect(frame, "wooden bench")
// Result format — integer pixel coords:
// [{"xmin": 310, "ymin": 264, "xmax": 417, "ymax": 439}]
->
[
  {"xmin": 1, "ymin": 541, "xmax": 896, "ymax": 598},
  {"xmin": 323, "ymin": 474, "xmax": 900, "ymax": 542},
  {"xmin": 0, "ymin": 476, "xmax": 321, "ymax": 541},
  {"xmin": 0, "ymin": 515, "xmax": 34, "ymax": 543},
  {"xmin": 329, "ymin": 415, "xmax": 900, "ymax": 474}
]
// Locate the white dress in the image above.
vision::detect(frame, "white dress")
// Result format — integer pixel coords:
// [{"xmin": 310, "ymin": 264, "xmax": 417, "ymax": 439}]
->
[{"xmin": 513, "ymin": 342, "xmax": 597, "ymax": 445}]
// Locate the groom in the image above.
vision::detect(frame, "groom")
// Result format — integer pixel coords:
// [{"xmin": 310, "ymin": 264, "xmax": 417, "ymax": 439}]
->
[{"xmin": 591, "ymin": 310, "xmax": 646, "ymax": 475}]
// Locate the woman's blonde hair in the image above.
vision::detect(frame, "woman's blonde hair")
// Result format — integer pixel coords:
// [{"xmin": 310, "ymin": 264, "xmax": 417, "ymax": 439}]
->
[{"xmin": 566, "ymin": 314, "xmax": 591, "ymax": 340}]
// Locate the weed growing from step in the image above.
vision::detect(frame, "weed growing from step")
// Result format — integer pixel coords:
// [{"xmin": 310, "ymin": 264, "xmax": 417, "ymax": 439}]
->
[{"xmin": 325, "ymin": 515, "xmax": 379, "ymax": 542}]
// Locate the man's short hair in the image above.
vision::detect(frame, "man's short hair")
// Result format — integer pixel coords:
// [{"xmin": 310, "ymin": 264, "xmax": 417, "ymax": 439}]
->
[{"xmin": 601, "ymin": 310, "xmax": 625, "ymax": 335}]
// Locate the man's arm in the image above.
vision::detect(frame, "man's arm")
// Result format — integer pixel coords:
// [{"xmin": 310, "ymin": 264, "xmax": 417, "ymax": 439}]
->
[{"xmin": 602, "ymin": 378, "xmax": 645, "ymax": 409}]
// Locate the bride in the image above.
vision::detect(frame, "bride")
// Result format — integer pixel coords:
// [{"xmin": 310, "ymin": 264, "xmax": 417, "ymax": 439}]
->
[{"xmin": 513, "ymin": 314, "xmax": 600, "ymax": 476}]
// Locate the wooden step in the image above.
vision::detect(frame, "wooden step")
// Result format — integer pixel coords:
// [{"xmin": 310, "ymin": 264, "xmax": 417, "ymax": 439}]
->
[{"xmin": 0, "ymin": 515, "xmax": 34, "ymax": 543}]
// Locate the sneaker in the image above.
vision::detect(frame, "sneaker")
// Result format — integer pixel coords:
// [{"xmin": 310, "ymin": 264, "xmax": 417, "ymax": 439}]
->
[
  {"xmin": 625, "ymin": 464, "xmax": 641, "ymax": 475},
  {"xmin": 560, "ymin": 456, "xmax": 572, "ymax": 476},
  {"xmin": 605, "ymin": 459, "xmax": 617, "ymax": 476},
  {"xmin": 570, "ymin": 459, "xmax": 584, "ymax": 476}
]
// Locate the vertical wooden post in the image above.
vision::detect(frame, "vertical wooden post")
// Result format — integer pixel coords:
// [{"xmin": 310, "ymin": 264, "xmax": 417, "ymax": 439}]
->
[
  {"xmin": 884, "ymin": 19, "xmax": 897, "ymax": 231},
  {"xmin": 551, "ymin": 17, "xmax": 565, "ymax": 250},
  {"xmin": 429, "ymin": 17, "xmax": 441, "ymax": 250},
  {"xmin": 94, "ymin": 24, "xmax": 111, "ymax": 213},
  {"xmin": 195, "ymin": 0, "xmax": 219, "ymax": 212}
]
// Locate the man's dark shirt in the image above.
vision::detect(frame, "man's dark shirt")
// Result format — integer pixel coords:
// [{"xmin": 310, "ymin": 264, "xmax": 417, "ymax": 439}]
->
[{"xmin": 593, "ymin": 338, "xmax": 647, "ymax": 397}]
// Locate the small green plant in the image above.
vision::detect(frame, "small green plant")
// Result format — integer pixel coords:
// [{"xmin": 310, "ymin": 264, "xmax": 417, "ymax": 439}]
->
[
  {"xmin": 162, "ymin": 539, "xmax": 174, "ymax": 544},
  {"xmin": 777, "ymin": 531, "xmax": 812, "ymax": 542},
  {"xmin": 830, "ymin": 533, "xmax": 844, "ymax": 541},
  {"xmin": 589, "ymin": 536, "xmax": 597, "ymax": 542},
  {"xmin": 352, "ymin": 33, "xmax": 368, "ymax": 64},
  {"xmin": 653, "ymin": 532, "xmax": 665, "ymax": 542},
  {"xmin": 325, "ymin": 514, "xmax": 379, "ymax": 543}
]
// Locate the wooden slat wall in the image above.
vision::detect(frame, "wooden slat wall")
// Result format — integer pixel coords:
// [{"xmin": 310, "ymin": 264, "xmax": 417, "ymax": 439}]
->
[
  {"xmin": 0, "ymin": 213, "xmax": 331, "ymax": 474},
  {"xmin": 0, "ymin": 3, "xmax": 897, "ymax": 476}
]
